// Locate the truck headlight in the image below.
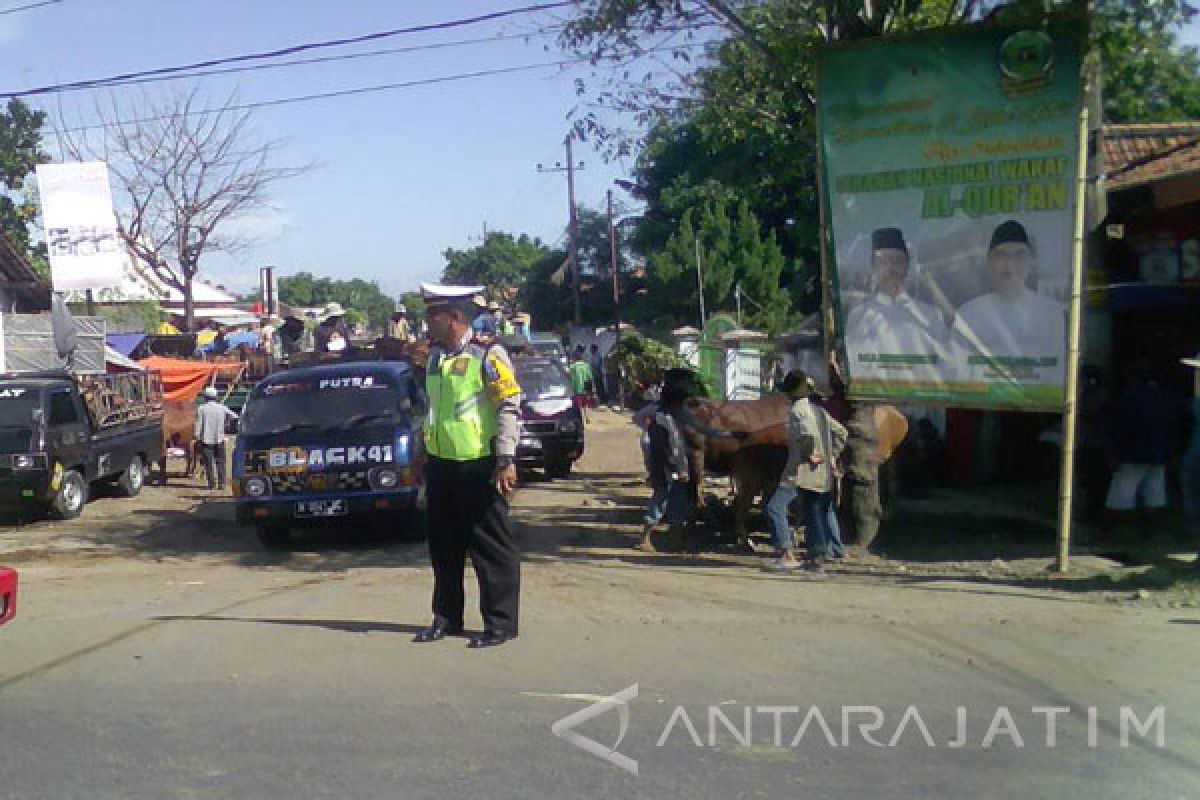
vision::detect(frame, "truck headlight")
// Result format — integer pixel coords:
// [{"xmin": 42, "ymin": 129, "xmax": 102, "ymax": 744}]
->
[
  {"xmin": 243, "ymin": 477, "xmax": 270, "ymax": 497},
  {"xmin": 559, "ymin": 418, "xmax": 580, "ymax": 433},
  {"xmin": 12, "ymin": 455, "xmax": 37, "ymax": 470},
  {"xmin": 370, "ymin": 467, "xmax": 399, "ymax": 490}
]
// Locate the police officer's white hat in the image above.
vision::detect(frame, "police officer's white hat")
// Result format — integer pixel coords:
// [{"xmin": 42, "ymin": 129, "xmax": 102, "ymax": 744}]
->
[{"xmin": 420, "ymin": 283, "xmax": 484, "ymax": 311}]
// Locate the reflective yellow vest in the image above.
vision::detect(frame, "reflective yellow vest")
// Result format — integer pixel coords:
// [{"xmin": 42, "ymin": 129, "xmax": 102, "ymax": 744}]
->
[{"xmin": 426, "ymin": 349, "xmax": 496, "ymax": 461}]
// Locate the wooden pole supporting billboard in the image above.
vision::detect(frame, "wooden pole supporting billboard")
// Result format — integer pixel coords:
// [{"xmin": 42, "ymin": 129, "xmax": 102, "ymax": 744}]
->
[{"xmin": 1055, "ymin": 102, "xmax": 1092, "ymax": 573}]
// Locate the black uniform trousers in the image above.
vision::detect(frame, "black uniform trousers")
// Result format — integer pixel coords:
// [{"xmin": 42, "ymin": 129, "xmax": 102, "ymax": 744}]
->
[{"xmin": 426, "ymin": 455, "xmax": 520, "ymax": 635}]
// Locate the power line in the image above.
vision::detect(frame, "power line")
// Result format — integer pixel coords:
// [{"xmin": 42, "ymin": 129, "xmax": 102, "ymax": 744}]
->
[
  {"xmin": 51, "ymin": 59, "xmax": 586, "ymax": 133},
  {"xmin": 51, "ymin": 42, "xmax": 712, "ymax": 134},
  {"xmin": 16, "ymin": 19, "xmax": 717, "ymax": 98},
  {"xmin": 39, "ymin": 28, "xmax": 568, "ymax": 95},
  {"xmin": 1, "ymin": 1, "xmax": 575, "ymax": 99},
  {"xmin": 0, "ymin": 0, "xmax": 60, "ymax": 16}
]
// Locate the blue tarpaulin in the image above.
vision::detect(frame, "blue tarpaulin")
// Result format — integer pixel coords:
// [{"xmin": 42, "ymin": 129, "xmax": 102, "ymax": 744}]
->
[
  {"xmin": 197, "ymin": 330, "xmax": 260, "ymax": 354},
  {"xmin": 106, "ymin": 333, "xmax": 146, "ymax": 358}
]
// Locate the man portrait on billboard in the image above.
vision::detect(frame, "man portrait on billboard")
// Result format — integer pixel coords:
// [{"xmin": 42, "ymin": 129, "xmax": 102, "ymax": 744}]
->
[
  {"xmin": 954, "ymin": 219, "xmax": 1066, "ymax": 382},
  {"xmin": 845, "ymin": 227, "xmax": 953, "ymax": 382}
]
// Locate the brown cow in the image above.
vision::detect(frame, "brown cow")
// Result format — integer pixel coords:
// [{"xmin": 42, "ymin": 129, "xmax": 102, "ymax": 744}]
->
[
  {"xmin": 684, "ymin": 394, "xmax": 908, "ymax": 549},
  {"xmin": 157, "ymin": 399, "xmax": 199, "ymax": 484}
]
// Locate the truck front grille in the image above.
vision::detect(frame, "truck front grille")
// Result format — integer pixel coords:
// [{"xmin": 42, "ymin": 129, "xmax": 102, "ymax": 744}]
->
[{"xmin": 269, "ymin": 471, "xmax": 369, "ymax": 494}]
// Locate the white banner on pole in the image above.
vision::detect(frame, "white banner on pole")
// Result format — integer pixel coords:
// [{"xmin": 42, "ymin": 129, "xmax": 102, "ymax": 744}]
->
[{"xmin": 36, "ymin": 161, "xmax": 125, "ymax": 292}]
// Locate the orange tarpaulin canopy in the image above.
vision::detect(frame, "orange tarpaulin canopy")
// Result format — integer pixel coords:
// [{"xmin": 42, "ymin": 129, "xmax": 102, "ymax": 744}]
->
[{"xmin": 137, "ymin": 356, "xmax": 243, "ymax": 402}]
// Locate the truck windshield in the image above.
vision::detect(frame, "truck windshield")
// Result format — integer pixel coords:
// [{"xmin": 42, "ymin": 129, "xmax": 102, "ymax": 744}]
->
[
  {"xmin": 240, "ymin": 381, "xmax": 413, "ymax": 436},
  {"xmin": 515, "ymin": 361, "xmax": 571, "ymax": 400},
  {"xmin": 0, "ymin": 388, "xmax": 40, "ymax": 428},
  {"xmin": 0, "ymin": 387, "xmax": 39, "ymax": 452}
]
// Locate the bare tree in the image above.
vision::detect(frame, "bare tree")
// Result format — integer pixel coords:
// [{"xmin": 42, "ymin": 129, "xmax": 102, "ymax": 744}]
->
[{"xmin": 56, "ymin": 89, "xmax": 309, "ymax": 330}]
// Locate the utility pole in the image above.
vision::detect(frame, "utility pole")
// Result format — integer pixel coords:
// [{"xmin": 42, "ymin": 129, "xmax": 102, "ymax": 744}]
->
[
  {"xmin": 734, "ymin": 282, "xmax": 742, "ymax": 326},
  {"xmin": 695, "ymin": 237, "xmax": 707, "ymax": 328},
  {"xmin": 537, "ymin": 134, "xmax": 585, "ymax": 325},
  {"xmin": 607, "ymin": 188, "xmax": 624, "ymax": 409},
  {"xmin": 606, "ymin": 190, "xmax": 621, "ymax": 335},
  {"xmin": 565, "ymin": 135, "xmax": 581, "ymax": 325}
]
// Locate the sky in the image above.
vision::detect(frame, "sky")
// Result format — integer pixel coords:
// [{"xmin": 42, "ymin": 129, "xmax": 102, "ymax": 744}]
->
[
  {"xmin": 0, "ymin": 0, "xmax": 680, "ymax": 298},
  {"xmin": 4, "ymin": 2, "xmax": 1199, "ymax": 301}
]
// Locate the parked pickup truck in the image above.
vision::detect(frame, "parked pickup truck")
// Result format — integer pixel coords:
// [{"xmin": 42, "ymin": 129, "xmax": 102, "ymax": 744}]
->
[
  {"xmin": 511, "ymin": 355, "xmax": 584, "ymax": 479},
  {"xmin": 0, "ymin": 371, "xmax": 164, "ymax": 519},
  {"xmin": 232, "ymin": 360, "xmax": 426, "ymax": 550},
  {"xmin": 0, "ymin": 567, "xmax": 16, "ymax": 626}
]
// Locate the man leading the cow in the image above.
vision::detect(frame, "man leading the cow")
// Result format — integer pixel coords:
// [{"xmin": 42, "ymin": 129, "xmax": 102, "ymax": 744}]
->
[
  {"xmin": 638, "ymin": 384, "xmax": 693, "ymax": 552},
  {"xmin": 764, "ymin": 370, "xmax": 848, "ymax": 572}
]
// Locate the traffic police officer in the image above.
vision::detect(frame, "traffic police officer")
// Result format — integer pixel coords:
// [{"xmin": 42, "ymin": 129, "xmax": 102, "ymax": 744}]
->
[{"xmin": 415, "ymin": 283, "xmax": 523, "ymax": 648}]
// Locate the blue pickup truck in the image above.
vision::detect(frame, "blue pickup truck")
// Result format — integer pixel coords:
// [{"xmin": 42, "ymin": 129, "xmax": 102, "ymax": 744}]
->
[{"xmin": 232, "ymin": 361, "xmax": 425, "ymax": 550}]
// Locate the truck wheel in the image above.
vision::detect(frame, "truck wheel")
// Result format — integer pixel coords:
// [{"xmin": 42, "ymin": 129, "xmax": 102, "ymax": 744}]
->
[
  {"xmin": 50, "ymin": 470, "xmax": 88, "ymax": 520},
  {"xmin": 256, "ymin": 525, "xmax": 291, "ymax": 550},
  {"xmin": 546, "ymin": 458, "xmax": 573, "ymax": 479},
  {"xmin": 116, "ymin": 456, "xmax": 146, "ymax": 498}
]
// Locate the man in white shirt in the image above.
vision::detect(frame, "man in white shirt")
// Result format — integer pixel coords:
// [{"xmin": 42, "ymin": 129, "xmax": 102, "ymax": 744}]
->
[
  {"xmin": 955, "ymin": 219, "xmax": 1065, "ymax": 384},
  {"xmin": 845, "ymin": 227, "xmax": 953, "ymax": 384},
  {"xmin": 194, "ymin": 387, "xmax": 239, "ymax": 491}
]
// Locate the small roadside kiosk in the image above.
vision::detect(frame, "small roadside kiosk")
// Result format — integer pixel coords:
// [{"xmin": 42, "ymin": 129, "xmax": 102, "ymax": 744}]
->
[{"xmin": 1092, "ymin": 123, "xmax": 1200, "ymax": 395}]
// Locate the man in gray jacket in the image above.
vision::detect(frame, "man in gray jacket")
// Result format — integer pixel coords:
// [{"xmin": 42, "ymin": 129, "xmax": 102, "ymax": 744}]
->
[
  {"xmin": 764, "ymin": 370, "xmax": 848, "ymax": 571},
  {"xmin": 638, "ymin": 385, "xmax": 693, "ymax": 552},
  {"xmin": 195, "ymin": 387, "xmax": 239, "ymax": 491}
]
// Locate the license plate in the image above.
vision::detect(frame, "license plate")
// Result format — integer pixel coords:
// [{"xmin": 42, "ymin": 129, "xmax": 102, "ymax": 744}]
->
[
  {"xmin": 295, "ymin": 499, "xmax": 347, "ymax": 518},
  {"xmin": 519, "ymin": 437, "xmax": 542, "ymax": 449}
]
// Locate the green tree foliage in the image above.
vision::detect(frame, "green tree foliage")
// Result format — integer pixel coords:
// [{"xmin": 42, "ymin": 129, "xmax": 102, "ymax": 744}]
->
[
  {"xmin": 564, "ymin": 0, "xmax": 1200, "ymax": 323},
  {"xmin": 396, "ymin": 290, "xmax": 426, "ymax": 328},
  {"xmin": 72, "ymin": 300, "xmax": 164, "ymax": 334},
  {"xmin": 647, "ymin": 197, "xmax": 793, "ymax": 334},
  {"xmin": 520, "ymin": 247, "xmax": 572, "ymax": 329},
  {"xmin": 0, "ymin": 99, "xmax": 49, "ymax": 277},
  {"xmin": 441, "ymin": 232, "xmax": 547, "ymax": 299},
  {"xmin": 575, "ymin": 205, "xmax": 630, "ymax": 276},
  {"xmin": 519, "ymin": 205, "xmax": 636, "ymax": 330},
  {"xmin": 610, "ymin": 332, "xmax": 694, "ymax": 396},
  {"xmin": 277, "ymin": 272, "xmax": 395, "ymax": 332},
  {"xmin": 1095, "ymin": 0, "xmax": 1200, "ymax": 122}
]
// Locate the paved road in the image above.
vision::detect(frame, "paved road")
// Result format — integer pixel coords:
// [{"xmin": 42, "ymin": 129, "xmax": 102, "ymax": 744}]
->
[{"xmin": 1, "ymin": 411, "xmax": 1198, "ymax": 799}]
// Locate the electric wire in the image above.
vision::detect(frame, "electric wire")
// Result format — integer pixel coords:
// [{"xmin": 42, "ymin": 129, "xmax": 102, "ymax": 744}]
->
[
  {"xmin": 34, "ymin": 28, "xmax": 569, "ymax": 95},
  {"xmin": 52, "ymin": 42, "xmax": 714, "ymax": 134},
  {"xmin": 0, "ymin": 0, "xmax": 61, "ymax": 16},
  {"xmin": 1, "ymin": 1, "xmax": 576, "ymax": 98}
]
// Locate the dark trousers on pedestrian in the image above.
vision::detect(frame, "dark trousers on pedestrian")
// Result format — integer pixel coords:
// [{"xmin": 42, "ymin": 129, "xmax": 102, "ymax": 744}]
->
[
  {"xmin": 801, "ymin": 489, "xmax": 846, "ymax": 559},
  {"xmin": 425, "ymin": 455, "xmax": 520, "ymax": 635},
  {"xmin": 199, "ymin": 441, "xmax": 226, "ymax": 489},
  {"xmin": 592, "ymin": 369, "xmax": 607, "ymax": 405}
]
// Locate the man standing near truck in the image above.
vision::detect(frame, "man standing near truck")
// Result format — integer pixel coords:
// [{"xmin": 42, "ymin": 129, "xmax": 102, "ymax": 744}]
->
[
  {"xmin": 195, "ymin": 387, "xmax": 239, "ymax": 492},
  {"xmin": 415, "ymin": 283, "xmax": 523, "ymax": 649}
]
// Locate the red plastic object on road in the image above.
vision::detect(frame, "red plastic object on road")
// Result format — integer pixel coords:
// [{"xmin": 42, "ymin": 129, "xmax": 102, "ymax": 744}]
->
[{"xmin": 0, "ymin": 567, "xmax": 17, "ymax": 626}]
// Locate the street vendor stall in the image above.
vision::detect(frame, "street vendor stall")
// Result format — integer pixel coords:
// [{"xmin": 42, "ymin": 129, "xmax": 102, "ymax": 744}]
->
[{"xmin": 137, "ymin": 356, "xmax": 243, "ymax": 403}]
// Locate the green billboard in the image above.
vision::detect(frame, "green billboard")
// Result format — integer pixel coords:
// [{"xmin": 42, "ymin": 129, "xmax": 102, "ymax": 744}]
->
[{"xmin": 818, "ymin": 20, "xmax": 1085, "ymax": 410}]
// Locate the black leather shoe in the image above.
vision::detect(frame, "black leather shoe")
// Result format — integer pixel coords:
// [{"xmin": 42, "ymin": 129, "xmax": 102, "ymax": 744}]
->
[
  {"xmin": 467, "ymin": 630, "xmax": 516, "ymax": 649},
  {"xmin": 413, "ymin": 618, "xmax": 462, "ymax": 643}
]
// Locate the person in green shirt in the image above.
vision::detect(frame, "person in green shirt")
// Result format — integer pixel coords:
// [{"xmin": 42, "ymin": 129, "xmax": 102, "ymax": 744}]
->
[{"xmin": 568, "ymin": 347, "xmax": 595, "ymax": 424}]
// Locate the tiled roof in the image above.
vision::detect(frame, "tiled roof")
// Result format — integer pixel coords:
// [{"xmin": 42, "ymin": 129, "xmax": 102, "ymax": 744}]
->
[{"xmin": 1102, "ymin": 122, "xmax": 1200, "ymax": 191}]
